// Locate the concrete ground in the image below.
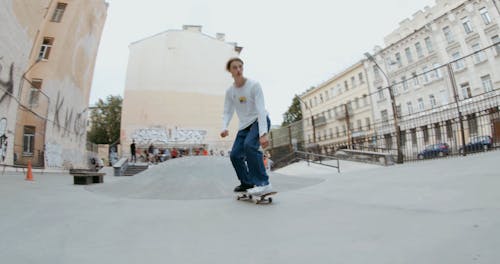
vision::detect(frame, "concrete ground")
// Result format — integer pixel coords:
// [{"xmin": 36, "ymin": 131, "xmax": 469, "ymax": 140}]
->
[{"xmin": 0, "ymin": 151, "xmax": 499, "ymax": 264}]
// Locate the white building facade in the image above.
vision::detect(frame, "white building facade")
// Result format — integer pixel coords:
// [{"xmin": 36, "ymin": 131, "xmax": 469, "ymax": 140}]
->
[
  {"xmin": 364, "ymin": 0, "xmax": 500, "ymax": 156},
  {"xmin": 121, "ymin": 25, "xmax": 242, "ymax": 156}
]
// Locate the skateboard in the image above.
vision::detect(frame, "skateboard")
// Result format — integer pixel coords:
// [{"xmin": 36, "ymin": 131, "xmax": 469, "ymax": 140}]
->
[{"xmin": 236, "ymin": 191, "xmax": 277, "ymax": 204}]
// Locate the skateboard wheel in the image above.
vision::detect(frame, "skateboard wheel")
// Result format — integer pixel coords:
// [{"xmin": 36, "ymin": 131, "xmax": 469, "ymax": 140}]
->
[{"xmin": 268, "ymin": 197, "xmax": 273, "ymax": 203}]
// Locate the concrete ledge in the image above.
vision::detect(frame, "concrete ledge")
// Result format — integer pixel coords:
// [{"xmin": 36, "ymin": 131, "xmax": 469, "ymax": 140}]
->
[
  {"xmin": 113, "ymin": 158, "xmax": 129, "ymax": 176},
  {"xmin": 335, "ymin": 149, "xmax": 395, "ymax": 166}
]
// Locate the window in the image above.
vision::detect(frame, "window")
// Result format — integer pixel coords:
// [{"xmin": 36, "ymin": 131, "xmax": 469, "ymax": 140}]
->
[
  {"xmin": 443, "ymin": 26, "xmax": 454, "ymax": 43},
  {"xmin": 354, "ymin": 98, "xmax": 360, "ymax": 109},
  {"xmin": 467, "ymin": 114, "xmax": 478, "ymax": 135},
  {"xmin": 400, "ymin": 130, "xmax": 407, "ymax": 145},
  {"xmin": 377, "ymin": 87, "xmax": 385, "ymax": 100},
  {"xmin": 38, "ymin": 37, "xmax": 54, "ymax": 60},
  {"xmin": 328, "ymin": 109, "xmax": 332, "ymax": 119},
  {"xmin": 407, "ymin": 102, "xmax": 413, "ymax": 114},
  {"xmin": 309, "ymin": 99, "xmax": 312, "ymax": 109},
  {"xmin": 23, "ymin": 126, "xmax": 35, "ymax": 155},
  {"xmin": 429, "ymin": 94, "xmax": 437, "ymax": 108},
  {"xmin": 373, "ymin": 65, "xmax": 381, "ymax": 80},
  {"xmin": 415, "ymin": 42, "xmax": 424, "ymax": 58},
  {"xmin": 308, "ymin": 134, "xmax": 311, "ymax": 143},
  {"xmin": 365, "ymin": 118, "xmax": 371, "ymax": 131},
  {"xmin": 452, "ymin": 51, "xmax": 465, "ymax": 71},
  {"xmin": 461, "ymin": 82, "xmax": 472, "ymax": 99},
  {"xmin": 335, "ymin": 127, "xmax": 339, "ymax": 137},
  {"xmin": 422, "ymin": 125, "xmax": 429, "ymax": 144},
  {"xmin": 411, "ymin": 128, "xmax": 417, "ymax": 145},
  {"xmin": 422, "ymin": 66, "xmax": 430, "ymax": 83},
  {"xmin": 342, "ymin": 125, "xmax": 346, "ymax": 136},
  {"xmin": 472, "ymin": 43, "xmax": 486, "ymax": 63},
  {"xmin": 314, "ymin": 96, "xmax": 318, "ymax": 106},
  {"xmin": 492, "ymin": 35, "xmax": 500, "ymax": 55},
  {"xmin": 418, "ymin": 98, "xmax": 425, "ymax": 111},
  {"xmin": 434, "ymin": 123, "xmax": 442, "ymax": 141},
  {"xmin": 325, "ymin": 90, "xmax": 329, "ymax": 100},
  {"xmin": 395, "ymin": 52, "xmax": 402, "ymax": 67},
  {"xmin": 329, "ymin": 128, "xmax": 333, "ymax": 139},
  {"xmin": 381, "ymin": 110, "xmax": 389, "ymax": 123},
  {"xmin": 358, "ymin": 73, "xmax": 364, "ymax": 84},
  {"xmin": 461, "ymin": 17, "xmax": 473, "ymax": 34},
  {"xmin": 384, "ymin": 134, "xmax": 393, "ymax": 150},
  {"xmin": 412, "ymin": 72, "xmax": 419, "ymax": 86},
  {"xmin": 405, "ymin": 47, "xmax": 413, "ymax": 63},
  {"xmin": 446, "ymin": 120, "xmax": 453, "ymax": 139},
  {"xmin": 396, "ymin": 104, "xmax": 402, "ymax": 118},
  {"xmin": 433, "ymin": 63, "xmax": 442, "ymax": 79},
  {"xmin": 402, "ymin": 76, "xmax": 408, "ymax": 91},
  {"xmin": 344, "ymin": 81, "xmax": 349, "ymax": 91},
  {"xmin": 29, "ymin": 79, "xmax": 42, "ymax": 107},
  {"xmin": 481, "ymin": 74, "xmax": 493, "ymax": 92},
  {"xmin": 357, "ymin": 120, "xmax": 362, "ymax": 131},
  {"xmin": 351, "ymin": 76, "xmax": 356, "ymax": 88},
  {"xmin": 391, "ymin": 81, "xmax": 398, "ymax": 96},
  {"xmin": 425, "ymin": 37, "xmax": 434, "ymax": 53},
  {"xmin": 363, "ymin": 95, "xmax": 368, "ymax": 106},
  {"xmin": 51, "ymin": 3, "xmax": 67, "ymax": 22},
  {"xmin": 320, "ymin": 94, "xmax": 323, "ymax": 103},
  {"xmin": 480, "ymin": 7, "xmax": 491, "ymax": 25}
]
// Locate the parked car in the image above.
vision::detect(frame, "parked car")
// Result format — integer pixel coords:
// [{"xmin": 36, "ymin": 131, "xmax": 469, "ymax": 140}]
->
[
  {"xmin": 459, "ymin": 136, "xmax": 493, "ymax": 154},
  {"xmin": 417, "ymin": 143, "xmax": 450, "ymax": 159}
]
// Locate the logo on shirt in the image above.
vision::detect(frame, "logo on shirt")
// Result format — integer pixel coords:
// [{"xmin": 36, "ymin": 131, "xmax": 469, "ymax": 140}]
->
[{"xmin": 239, "ymin": 96, "xmax": 247, "ymax": 103}]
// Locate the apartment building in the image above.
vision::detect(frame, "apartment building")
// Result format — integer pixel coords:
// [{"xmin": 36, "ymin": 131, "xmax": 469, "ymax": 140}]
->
[
  {"xmin": 0, "ymin": 0, "xmax": 107, "ymax": 168},
  {"xmin": 364, "ymin": 0, "xmax": 499, "ymax": 154},
  {"xmin": 120, "ymin": 25, "xmax": 242, "ymax": 156},
  {"xmin": 299, "ymin": 61, "xmax": 373, "ymax": 153}
]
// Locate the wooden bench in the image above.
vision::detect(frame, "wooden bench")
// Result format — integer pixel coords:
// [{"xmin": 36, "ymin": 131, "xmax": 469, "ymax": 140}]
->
[{"xmin": 71, "ymin": 172, "xmax": 105, "ymax": 185}]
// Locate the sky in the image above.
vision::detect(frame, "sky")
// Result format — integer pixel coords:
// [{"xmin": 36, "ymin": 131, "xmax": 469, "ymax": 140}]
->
[{"xmin": 90, "ymin": 0, "xmax": 436, "ymax": 125}]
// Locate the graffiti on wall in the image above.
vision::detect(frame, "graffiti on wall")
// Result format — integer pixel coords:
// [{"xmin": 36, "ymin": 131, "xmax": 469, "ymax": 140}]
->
[
  {"xmin": 44, "ymin": 142, "xmax": 62, "ymax": 168},
  {"xmin": 132, "ymin": 127, "xmax": 207, "ymax": 145},
  {"xmin": 0, "ymin": 58, "xmax": 14, "ymax": 106},
  {"xmin": 0, "ymin": 118, "xmax": 7, "ymax": 163},
  {"xmin": 51, "ymin": 91, "xmax": 87, "ymax": 142}
]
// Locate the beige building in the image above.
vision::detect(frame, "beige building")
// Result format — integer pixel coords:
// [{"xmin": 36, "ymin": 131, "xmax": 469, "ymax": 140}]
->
[
  {"xmin": 0, "ymin": 0, "xmax": 107, "ymax": 168},
  {"xmin": 121, "ymin": 25, "xmax": 242, "ymax": 156},
  {"xmin": 299, "ymin": 61, "xmax": 374, "ymax": 153}
]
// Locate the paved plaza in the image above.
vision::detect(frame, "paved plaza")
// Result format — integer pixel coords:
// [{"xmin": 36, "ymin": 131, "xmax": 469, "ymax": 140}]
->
[{"xmin": 1, "ymin": 151, "xmax": 499, "ymax": 264}]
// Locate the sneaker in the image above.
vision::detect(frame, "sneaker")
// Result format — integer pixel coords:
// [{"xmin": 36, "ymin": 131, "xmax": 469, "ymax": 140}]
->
[
  {"xmin": 247, "ymin": 183, "xmax": 272, "ymax": 195},
  {"xmin": 234, "ymin": 184, "xmax": 253, "ymax": 193}
]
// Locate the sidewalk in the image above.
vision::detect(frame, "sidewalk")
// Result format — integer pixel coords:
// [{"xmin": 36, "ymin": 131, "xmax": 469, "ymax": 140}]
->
[{"xmin": 0, "ymin": 151, "xmax": 499, "ymax": 264}]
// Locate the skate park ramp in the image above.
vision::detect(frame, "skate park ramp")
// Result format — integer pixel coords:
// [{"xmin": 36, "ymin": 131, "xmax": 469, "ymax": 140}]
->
[{"xmin": 86, "ymin": 156, "xmax": 325, "ymax": 200}]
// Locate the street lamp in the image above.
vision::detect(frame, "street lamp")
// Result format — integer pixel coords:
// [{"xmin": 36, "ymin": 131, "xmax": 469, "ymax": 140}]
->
[
  {"xmin": 364, "ymin": 52, "xmax": 403, "ymax": 164},
  {"xmin": 295, "ymin": 94, "xmax": 316, "ymax": 143}
]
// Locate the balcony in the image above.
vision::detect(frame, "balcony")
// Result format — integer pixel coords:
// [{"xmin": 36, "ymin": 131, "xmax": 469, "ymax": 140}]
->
[{"xmin": 314, "ymin": 116, "xmax": 327, "ymax": 126}]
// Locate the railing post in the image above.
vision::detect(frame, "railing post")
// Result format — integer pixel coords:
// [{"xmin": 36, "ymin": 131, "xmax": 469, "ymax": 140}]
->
[{"xmin": 446, "ymin": 64, "xmax": 467, "ymax": 156}]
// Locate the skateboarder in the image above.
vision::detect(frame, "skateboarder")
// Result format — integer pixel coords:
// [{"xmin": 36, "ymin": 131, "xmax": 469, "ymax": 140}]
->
[{"xmin": 220, "ymin": 57, "xmax": 272, "ymax": 195}]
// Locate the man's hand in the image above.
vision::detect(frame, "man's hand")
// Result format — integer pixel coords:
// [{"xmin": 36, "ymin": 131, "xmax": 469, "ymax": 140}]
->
[
  {"xmin": 260, "ymin": 134, "xmax": 269, "ymax": 149},
  {"xmin": 220, "ymin": 130, "xmax": 229, "ymax": 138}
]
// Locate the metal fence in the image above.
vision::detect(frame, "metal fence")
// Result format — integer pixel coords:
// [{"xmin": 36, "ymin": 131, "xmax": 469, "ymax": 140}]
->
[{"xmin": 269, "ymin": 44, "xmax": 500, "ymax": 164}]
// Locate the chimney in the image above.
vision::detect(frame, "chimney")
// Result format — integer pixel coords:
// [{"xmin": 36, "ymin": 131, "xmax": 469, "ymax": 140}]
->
[
  {"xmin": 216, "ymin": 33, "xmax": 225, "ymax": 41},
  {"xmin": 182, "ymin": 25, "xmax": 202, "ymax": 32}
]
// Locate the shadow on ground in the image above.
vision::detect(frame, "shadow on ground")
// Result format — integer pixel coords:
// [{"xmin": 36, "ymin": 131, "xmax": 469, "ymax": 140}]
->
[{"xmin": 86, "ymin": 156, "xmax": 324, "ymax": 200}]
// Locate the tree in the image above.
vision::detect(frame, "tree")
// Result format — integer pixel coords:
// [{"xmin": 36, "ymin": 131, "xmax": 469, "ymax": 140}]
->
[
  {"xmin": 281, "ymin": 96, "xmax": 302, "ymax": 126},
  {"xmin": 87, "ymin": 95, "xmax": 122, "ymax": 144}
]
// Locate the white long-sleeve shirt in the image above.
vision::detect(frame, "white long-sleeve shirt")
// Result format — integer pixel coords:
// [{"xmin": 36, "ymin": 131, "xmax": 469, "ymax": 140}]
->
[{"xmin": 222, "ymin": 78, "xmax": 269, "ymax": 136}]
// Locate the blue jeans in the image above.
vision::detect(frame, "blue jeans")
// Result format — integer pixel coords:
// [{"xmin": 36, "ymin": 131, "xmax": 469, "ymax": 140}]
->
[{"xmin": 230, "ymin": 117, "xmax": 271, "ymax": 187}]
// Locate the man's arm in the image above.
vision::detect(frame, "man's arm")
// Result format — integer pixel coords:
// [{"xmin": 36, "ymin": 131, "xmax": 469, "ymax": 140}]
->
[
  {"xmin": 221, "ymin": 89, "xmax": 234, "ymax": 137},
  {"xmin": 254, "ymin": 83, "xmax": 269, "ymax": 148}
]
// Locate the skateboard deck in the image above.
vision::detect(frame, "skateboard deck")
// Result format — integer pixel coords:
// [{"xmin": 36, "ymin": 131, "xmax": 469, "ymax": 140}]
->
[{"xmin": 236, "ymin": 191, "xmax": 277, "ymax": 204}]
